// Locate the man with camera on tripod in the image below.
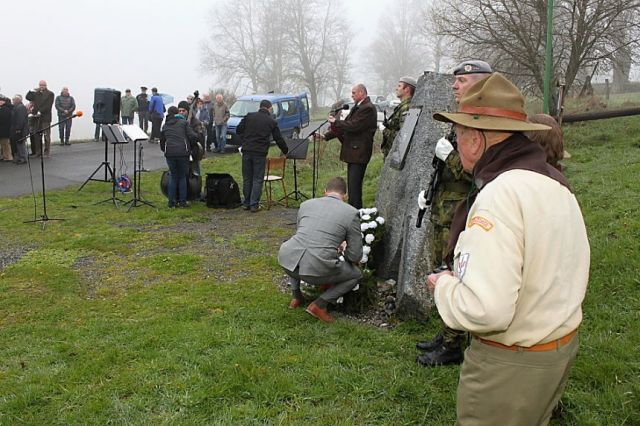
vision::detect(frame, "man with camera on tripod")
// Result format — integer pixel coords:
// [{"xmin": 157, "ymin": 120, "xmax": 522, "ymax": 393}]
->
[{"xmin": 26, "ymin": 80, "xmax": 54, "ymax": 157}]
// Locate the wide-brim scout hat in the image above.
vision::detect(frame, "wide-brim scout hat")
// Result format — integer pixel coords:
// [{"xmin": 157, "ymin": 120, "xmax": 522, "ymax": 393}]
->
[{"xmin": 433, "ymin": 73, "xmax": 550, "ymax": 132}]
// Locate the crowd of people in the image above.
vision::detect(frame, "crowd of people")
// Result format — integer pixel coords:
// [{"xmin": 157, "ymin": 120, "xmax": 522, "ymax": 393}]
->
[
  {"xmin": 2, "ymin": 63, "xmax": 588, "ymax": 424},
  {"xmin": 0, "ymin": 80, "xmax": 69, "ymax": 164}
]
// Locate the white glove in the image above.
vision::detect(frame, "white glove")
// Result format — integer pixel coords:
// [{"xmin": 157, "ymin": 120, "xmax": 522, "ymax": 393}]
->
[
  {"xmin": 238, "ymin": 146, "xmax": 242, "ymax": 156},
  {"xmin": 435, "ymin": 137, "xmax": 454, "ymax": 161},
  {"xmin": 418, "ymin": 190, "xmax": 427, "ymax": 210}
]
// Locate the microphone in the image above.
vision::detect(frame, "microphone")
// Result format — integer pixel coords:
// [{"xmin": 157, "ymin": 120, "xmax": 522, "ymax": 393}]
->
[
  {"xmin": 330, "ymin": 104, "xmax": 349, "ymax": 116},
  {"xmin": 73, "ymin": 111, "xmax": 83, "ymax": 118}
]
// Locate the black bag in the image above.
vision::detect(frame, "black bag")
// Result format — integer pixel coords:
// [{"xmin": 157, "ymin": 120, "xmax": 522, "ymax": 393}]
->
[{"xmin": 206, "ymin": 173, "xmax": 242, "ymax": 208}]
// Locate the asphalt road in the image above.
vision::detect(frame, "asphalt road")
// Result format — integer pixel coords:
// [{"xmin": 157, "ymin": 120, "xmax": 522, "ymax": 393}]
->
[{"xmin": 0, "ymin": 122, "xmax": 326, "ymax": 198}]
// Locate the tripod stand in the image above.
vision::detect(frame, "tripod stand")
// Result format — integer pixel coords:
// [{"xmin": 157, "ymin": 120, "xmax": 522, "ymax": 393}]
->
[
  {"xmin": 22, "ymin": 113, "xmax": 81, "ymax": 227},
  {"xmin": 78, "ymin": 124, "xmax": 115, "ymax": 191},
  {"xmin": 306, "ymin": 120, "xmax": 328, "ymax": 198},
  {"xmin": 124, "ymin": 139, "xmax": 155, "ymax": 211},
  {"xmin": 283, "ymin": 137, "xmax": 311, "ymax": 201}
]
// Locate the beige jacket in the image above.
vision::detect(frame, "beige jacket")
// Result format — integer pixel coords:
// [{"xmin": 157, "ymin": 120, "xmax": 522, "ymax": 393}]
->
[{"xmin": 435, "ymin": 169, "xmax": 590, "ymax": 347}]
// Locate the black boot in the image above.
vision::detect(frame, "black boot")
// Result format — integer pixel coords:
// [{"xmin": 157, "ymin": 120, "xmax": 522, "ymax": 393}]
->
[
  {"xmin": 416, "ymin": 332, "xmax": 443, "ymax": 351},
  {"xmin": 416, "ymin": 344, "xmax": 464, "ymax": 367}
]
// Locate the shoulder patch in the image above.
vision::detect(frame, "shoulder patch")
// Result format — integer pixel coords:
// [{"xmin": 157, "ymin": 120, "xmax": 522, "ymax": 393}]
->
[
  {"xmin": 468, "ymin": 216, "xmax": 494, "ymax": 231},
  {"xmin": 456, "ymin": 253, "xmax": 470, "ymax": 279}
]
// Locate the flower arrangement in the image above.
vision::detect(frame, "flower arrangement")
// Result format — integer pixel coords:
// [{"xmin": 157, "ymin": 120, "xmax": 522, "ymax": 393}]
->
[{"xmin": 335, "ymin": 206, "xmax": 386, "ymax": 312}]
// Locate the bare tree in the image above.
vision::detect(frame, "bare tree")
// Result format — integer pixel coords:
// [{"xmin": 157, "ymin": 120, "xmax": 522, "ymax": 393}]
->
[
  {"xmin": 430, "ymin": 0, "xmax": 640, "ymax": 104},
  {"xmin": 200, "ymin": 0, "xmax": 267, "ymax": 93},
  {"xmin": 367, "ymin": 0, "xmax": 429, "ymax": 94},
  {"xmin": 282, "ymin": 0, "xmax": 348, "ymax": 110}
]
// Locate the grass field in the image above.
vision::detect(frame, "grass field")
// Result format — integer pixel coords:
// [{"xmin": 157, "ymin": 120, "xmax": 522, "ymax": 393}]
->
[{"xmin": 0, "ymin": 121, "xmax": 638, "ymax": 425}]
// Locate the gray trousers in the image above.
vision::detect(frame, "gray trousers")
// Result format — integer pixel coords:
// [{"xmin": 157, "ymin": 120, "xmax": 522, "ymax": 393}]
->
[{"xmin": 284, "ymin": 262, "xmax": 362, "ymax": 304}]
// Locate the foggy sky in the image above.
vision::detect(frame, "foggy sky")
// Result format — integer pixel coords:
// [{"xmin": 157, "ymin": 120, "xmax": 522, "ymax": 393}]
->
[{"xmin": 1, "ymin": 0, "xmax": 388, "ymax": 139}]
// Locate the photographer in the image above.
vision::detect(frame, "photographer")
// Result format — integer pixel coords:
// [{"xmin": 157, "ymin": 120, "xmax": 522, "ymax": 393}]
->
[{"xmin": 160, "ymin": 106, "xmax": 198, "ymax": 208}]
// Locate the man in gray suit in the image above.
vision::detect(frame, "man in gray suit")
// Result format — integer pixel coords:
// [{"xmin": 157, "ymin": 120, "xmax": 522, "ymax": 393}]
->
[{"xmin": 278, "ymin": 177, "xmax": 363, "ymax": 323}]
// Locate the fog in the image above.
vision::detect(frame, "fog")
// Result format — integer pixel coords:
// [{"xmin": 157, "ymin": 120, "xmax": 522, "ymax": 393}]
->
[{"xmin": 2, "ymin": 0, "xmax": 388, "ymax": 139}]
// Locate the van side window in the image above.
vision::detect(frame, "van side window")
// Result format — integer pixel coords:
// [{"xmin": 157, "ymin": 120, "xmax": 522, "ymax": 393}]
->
[
  {"xmin": 272, "ymin": 103, "xmax": 280, "ymax": 117},
  {"xmin": 282, "ymin": 100, "xmax": 297, "ymax": 117}
]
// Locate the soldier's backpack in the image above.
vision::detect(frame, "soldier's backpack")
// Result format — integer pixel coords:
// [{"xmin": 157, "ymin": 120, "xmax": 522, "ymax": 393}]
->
[{"xmin": 205, "ymin": 173, "xmax": 242, "ymax": 208}]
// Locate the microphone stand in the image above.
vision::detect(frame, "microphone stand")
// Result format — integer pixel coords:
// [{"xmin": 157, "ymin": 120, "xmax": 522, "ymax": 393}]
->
[
  {"xmin": 305, "ymin": 120, "xmax": 328, "ymax": 198},
  {"xmin": 21, "ymin": 114, "xmax": 79, "ymax": 228}
]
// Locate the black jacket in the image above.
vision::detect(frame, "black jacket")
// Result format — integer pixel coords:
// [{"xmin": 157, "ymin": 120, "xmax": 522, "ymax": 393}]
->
[
  {"xmin": 0, "ymin": 104, "xmax": 12, "ymax": 138},
  {"xmin": 10, "ymin": 103, "xmax": 29, "ymax": 141},
  {"xmin": 160, "ymin": 115, "xmax": 198, "ymax": 158},
  {"xmin": 237, "ymin": 108, "xmax": 288, "ymax": 156}
]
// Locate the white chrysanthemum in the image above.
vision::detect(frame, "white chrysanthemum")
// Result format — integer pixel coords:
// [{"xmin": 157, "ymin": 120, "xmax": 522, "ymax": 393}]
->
[
  {"xmin": 360, "ymin": 223, "xmax": 368, "ymax": 231},
  {"xmin": 336, "ymin": 297, "xmax": 344, "ymax": 304},
  {"xmin": 362, "ymin": 214, "xmax": 371, "ymax": 221},
  {"xmin": 365, "ymin": 234, "xmax": 375, "ymax": 244},
  {"xmin": 359, "ymin": 208, "xmax": 366, "ymax": 216},
  {"xmin": 376, "ymin": 216, "xmax": 385, "ymax": 225},
  {"xmin": 352, "ymin": 284, "xmax": 360, "ymax": 291},
  {"xmin": 370, "ymin": 207, "xmax": 378, "ymax": 214},
  {"xmin": 361, "ymin": 254, "xmax": 369, "ymax": 264},
  {"xmin": 362, "ymin": 245, "xmax": 371, "ymax": 255},
  {"xmin": 338, "ymin": 255, "xmax": 345, "ymax": 262},
  {"xmin": 368, "ymin": 221, "xmax": 378, "ymax": 229}
]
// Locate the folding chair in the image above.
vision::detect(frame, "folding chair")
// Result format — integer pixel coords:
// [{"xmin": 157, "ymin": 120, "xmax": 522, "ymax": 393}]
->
[{"xmin": 263, "ymin": 157, "xmax": 288, "ymax": 209}]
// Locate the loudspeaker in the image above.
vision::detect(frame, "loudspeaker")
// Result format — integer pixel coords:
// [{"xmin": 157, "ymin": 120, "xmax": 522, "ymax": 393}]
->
[{"xmin": 93, "ymin": 88, "xmax": 121, "ymax": 124}]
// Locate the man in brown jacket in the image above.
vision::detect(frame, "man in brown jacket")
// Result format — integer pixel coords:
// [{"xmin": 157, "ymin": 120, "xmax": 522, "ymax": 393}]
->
[{"xmin": 321, "ymin": 84, "xmax": 378, "ymax": 209}]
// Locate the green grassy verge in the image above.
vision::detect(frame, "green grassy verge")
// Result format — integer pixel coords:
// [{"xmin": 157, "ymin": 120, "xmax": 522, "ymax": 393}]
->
[{"xmin": 0, "ymin": 122, "xmax": 638, "ymax": 424}]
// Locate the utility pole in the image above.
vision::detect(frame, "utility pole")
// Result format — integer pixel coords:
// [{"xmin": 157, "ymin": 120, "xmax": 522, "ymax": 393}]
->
[{"xmin": 543, "ymin": 0, "xmax": 554, "ymax": 114}]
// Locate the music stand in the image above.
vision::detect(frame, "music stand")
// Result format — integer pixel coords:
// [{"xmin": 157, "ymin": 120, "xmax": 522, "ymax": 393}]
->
[
  {"xmin": 95, "ymin": 124, "xmax": 129, "ymax": 206},
  {"xmin": 284, "ymin": 137, "xmax": 311, "ymax": 201},
  {"xmin": 78, "ymin": 126, "xmax": 115, "ymax": 191},
  {"xmin": 120, "ymin": 125, "xmax": 155, "ymax": 211}
]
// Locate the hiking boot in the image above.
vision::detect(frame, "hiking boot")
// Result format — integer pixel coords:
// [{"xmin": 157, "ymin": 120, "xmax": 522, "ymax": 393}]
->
[
  {"xmin": 416, "ymin": 332, "xmax": 444, "ymax": 352},
  {"xmin": 416, "ymin": 344, "xmax": 464, "ymax": 367}
]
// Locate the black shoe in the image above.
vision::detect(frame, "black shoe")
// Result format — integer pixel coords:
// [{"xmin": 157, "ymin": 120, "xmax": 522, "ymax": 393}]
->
[
  {"xmin": 250, "ymin": 205, "xmax": 260, "ymax": 213},
  {"xmin": 416, "ymin": 344, "xmax": 464, "ymax": 367},
  {"xmin": 416, "ymin": 332, "xmax": 444, "ymax": 352},
  {"xmin": 177, "ymin": 201, "xmax": 189, "ymax": 208}
]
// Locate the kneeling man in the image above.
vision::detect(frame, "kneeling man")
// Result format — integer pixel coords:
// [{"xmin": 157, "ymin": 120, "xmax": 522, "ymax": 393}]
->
[{"xmin": 278, "ymin": 177, "xmax": 363, "ymax": 323}]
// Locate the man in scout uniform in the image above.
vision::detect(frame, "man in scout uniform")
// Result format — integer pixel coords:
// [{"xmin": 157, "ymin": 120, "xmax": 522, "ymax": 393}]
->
[{"xmin": 428, "ymin": 72, "xmax": 590, "ymax": 425}]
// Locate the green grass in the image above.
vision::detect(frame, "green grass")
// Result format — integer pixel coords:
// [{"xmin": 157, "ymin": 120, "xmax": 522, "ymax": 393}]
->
[{"xmin": 0, "ymin": 123, "xmax": 638, "ymax": 424}]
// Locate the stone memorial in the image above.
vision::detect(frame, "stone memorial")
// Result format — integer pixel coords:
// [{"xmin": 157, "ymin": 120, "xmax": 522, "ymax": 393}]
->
[{"xmin": 376, "ymin": 71, "xmax": 455, "ymax": 319}]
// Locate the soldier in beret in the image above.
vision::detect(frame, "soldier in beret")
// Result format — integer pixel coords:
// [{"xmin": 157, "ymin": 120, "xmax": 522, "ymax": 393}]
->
[
  {"xmin": 416, "ymin": 60, "xmax": 493, "ymax": 367},
  {"xmin": 381, "ymin": 76, "xmax": 416, "ymax": 158}
]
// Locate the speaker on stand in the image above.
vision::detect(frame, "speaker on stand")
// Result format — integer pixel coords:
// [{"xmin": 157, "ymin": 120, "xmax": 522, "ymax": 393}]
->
[{"xmin": 78, "ymin": 88, "xmax": 121, "ymax": 191}]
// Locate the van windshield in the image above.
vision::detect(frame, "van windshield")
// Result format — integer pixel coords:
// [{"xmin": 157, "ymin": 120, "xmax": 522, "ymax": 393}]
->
[
  {"xmin": 229, "ymin": 100, "xmax": 260, "ymax": 117},
  {"xmin": 229, "ymin": 100, "xmax": 280, "ymax": 117}
]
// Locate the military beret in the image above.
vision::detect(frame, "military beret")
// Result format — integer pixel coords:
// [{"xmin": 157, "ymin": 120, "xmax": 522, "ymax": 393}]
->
[
  {"xmin": 453, "ymin": 60, "xmax": 493, "ymax": 76},
  {"xmin": 140, "ymin": 86, "xmax": 148, "ymax": 90},
  {"xmin": 399, "ymin": 76, "xmax": 417, "ymax": 88},
  {"xmin": 177, "ymin": 100, "xmax": 190, "ymax": 111}
]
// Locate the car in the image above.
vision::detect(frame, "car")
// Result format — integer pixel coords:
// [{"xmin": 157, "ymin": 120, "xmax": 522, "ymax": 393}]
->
[
  {"xmin": 338, "ymin": 101, "xmax": 385, "ymax": 131},
  {"xmin": 226, "ymin": 92, "xmax": 310, "ymax": 146}
]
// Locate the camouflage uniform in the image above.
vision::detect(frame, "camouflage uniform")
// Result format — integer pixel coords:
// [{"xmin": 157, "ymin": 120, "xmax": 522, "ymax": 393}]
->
[
  {"xmin": 431, "ymin": 146, "xmax": 472, "ymax": 349},
  {"xmin": 381, "ymin": 97, "xmax": 412, "ymax": 158}
]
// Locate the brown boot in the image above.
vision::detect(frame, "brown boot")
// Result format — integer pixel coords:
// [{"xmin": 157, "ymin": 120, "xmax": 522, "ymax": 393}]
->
[{"xmin": 305, "ymin": 302, "xmax": 334, "ymax": 323}]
